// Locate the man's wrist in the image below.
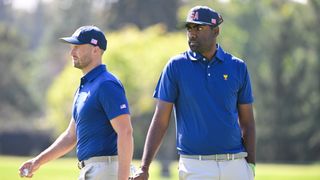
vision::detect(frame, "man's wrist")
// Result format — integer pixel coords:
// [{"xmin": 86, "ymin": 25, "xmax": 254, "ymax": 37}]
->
[{"xmin": 140, "ymin": 165, "xmax": 149, "ymax": 172}]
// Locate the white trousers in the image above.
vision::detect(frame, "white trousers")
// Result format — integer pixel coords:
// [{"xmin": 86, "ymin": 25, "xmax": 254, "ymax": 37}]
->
[
  {"xmin": 78, "ymin": 160, "xmax": 118, "ymax": 180},
  {"xmin": 179, "ymin": 157, "xmax": 254, "ymax": 180}
]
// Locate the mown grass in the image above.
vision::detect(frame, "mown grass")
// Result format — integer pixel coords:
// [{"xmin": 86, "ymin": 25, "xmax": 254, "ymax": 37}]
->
[{"xmin": 1, "ymin": 155, "xmax": 319, "ymax": 180}]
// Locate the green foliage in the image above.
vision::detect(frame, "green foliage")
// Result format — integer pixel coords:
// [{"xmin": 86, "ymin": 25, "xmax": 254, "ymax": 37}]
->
[
  {"xmin": 45, "ymin": 1, "xmax": 320, "ymax": 162},
  {"xmin": 104, "ymin": 25, "xmax": 187, "ymax": 157},
  {"xmin": 46, "ymin": 64, "xmax": 81, "ymax": 133},
  {"xmin": 0, "ymin": 23, "xmax": 39, "ymax": 129},
  {"xmin": 105, "ymin": 25, "xmax": 186, "ymax": 115},
  {"xmin": 2, "ymin": 0, "xmax": 320, "ymax": 164},
  {"xmin": 244, "ymin": 0, "xmax": 320, "ymax": 162},
  {"xmin": 108, "ymin": 0, "xmax": 178, "ymax": 30},
  {"xmin": 46, "ymin": 25, "xmax": 187, "ymax": 138}
]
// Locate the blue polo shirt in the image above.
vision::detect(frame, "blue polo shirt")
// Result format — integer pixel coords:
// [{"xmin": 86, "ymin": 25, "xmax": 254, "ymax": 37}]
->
[
  {"xmin": 72, "ymin": 64, "xmax": 130, "ymax": 161},
  {"xmin": 154, "ymin": 45, "xmax": 254, "ymax": 155}
]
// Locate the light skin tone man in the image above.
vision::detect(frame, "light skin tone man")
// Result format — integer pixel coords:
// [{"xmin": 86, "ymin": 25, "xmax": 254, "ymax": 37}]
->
[
  {"xmin": 19, "ymin": 26, "xmax": 133, "ymax": 180},
  {"xmin": 133, "ymin": 6, "xmax": 255, "ymax": 180}
]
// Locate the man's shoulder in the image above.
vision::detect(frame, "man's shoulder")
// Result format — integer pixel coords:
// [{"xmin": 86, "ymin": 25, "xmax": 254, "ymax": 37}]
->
[
  {"xmin": 219, "ymin": 49, "xmax": 249, "ymax": 75},
  {"xmin": 219, "ymin": 48, "xmax": 246, "ymax": 65},
  {"xmin": 97, "ymin": 70, "xmax": 118, "ymax": 81},
  {"xmin": 97, "ymin": 72, "xmax": 123, "ymax": 88},
  {"xmin": 167, "ymin": 51, "xmax": 194, "ymax": 68},
  {"xmin": 170, "ymin": 51, "xmax": 189, "ymax": 62}
]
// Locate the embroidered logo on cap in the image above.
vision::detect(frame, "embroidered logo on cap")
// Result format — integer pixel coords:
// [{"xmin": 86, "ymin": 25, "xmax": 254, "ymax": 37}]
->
[{"xmin": 190, "ymin": 11, "xmax": 199, "ymax": 20}]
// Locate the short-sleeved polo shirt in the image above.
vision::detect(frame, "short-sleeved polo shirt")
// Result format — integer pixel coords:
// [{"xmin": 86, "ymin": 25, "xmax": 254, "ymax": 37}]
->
[
  {"xmin": 72, "ymin": 64, "xmax": 130, "ymax": 161},
  {"xmin": 153, "ymin": 44, "xmax": 254, "ymax": 155}
]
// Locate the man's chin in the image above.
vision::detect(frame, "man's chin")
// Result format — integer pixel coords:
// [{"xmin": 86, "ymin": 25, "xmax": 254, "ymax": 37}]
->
[
  {"xmin": 189, "ymin": 46, "xmax": 198, "ymax": 52},
  {"xmin": 73, "ymin": 64, "xmax": 81, "ymax": 69}
]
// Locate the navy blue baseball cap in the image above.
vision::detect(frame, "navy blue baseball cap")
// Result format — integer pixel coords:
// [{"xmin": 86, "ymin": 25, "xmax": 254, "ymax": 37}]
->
[
  {"xmin": 60, "ymin": 26, "xmax": 107, "ymax": 50},
  {"xmin": 186, "ymin": 6, "xmax": 223, "ymax": 27}
]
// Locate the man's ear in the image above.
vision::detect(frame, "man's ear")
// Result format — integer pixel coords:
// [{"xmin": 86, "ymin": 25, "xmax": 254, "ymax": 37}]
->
[
  {"xmin": 92, "ymin": 46, "xmax": 101, "ymax": 54},
  {"xmin": 214, "ymin": 27, "xmax": 220, "ymax": 37}
]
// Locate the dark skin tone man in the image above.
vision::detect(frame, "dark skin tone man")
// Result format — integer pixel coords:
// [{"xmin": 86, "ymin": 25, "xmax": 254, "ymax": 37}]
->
[{"xmin": 132, "ymin": 6, "xmax": 255, "ymax": 180}]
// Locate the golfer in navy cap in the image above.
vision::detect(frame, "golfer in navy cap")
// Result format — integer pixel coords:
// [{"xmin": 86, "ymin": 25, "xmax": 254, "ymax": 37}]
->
[
  {"xmin": 133, "ymin": 6, "xmax": 256, "ymax": 180},
  {"xmin": 19, "ymin": 26, "xmax": 134, "ymax": 180}
]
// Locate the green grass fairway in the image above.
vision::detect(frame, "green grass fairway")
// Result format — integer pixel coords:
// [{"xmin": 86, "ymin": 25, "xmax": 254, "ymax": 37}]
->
[
  {"xmin": 1, "ymin": 155, "xmax": 319, "ymax": 180},
  {"xmin": 1, "ymin": 156, "xmax": 78, "ymax": 180},
  {"xmin": 256, "ymin": 163, "xmax": 320, "ymax": 180}
]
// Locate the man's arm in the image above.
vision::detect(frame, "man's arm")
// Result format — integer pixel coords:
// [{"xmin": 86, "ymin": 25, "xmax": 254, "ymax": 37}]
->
[
  {"xmin": 19, "ymin": 118, "xmax": 77, "ymax": 177},
  {"xmin": 238, "ymin": 103, "xmax": 256, "ymax": 164},
  {"xmin": 133, "ymin": 100, "xmax": 173, "ymax": 180},
  {"xmin": 111, "ymin": 114, "xmax": 134, "ymax": 180}
]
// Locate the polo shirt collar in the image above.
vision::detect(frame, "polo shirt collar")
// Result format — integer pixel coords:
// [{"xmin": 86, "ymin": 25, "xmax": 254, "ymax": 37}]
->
[
  {"xmin": 82, "ymin": 64, "xmax": 106, "ymax": 83},
  {"xmin": 187, "ymin": 44, "xmax": 225, "ymax": 62}
]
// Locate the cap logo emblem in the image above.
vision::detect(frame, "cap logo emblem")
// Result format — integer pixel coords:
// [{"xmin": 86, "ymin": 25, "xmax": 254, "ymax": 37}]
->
[
  {"xmin": 190, "ymin": 11, "xmax": 199, "ymax": 20},
  {"xmin": 211, "ymin": 19, "xmax": 216, "ymax": 24},
  {"xmin": 91, "ymin": 39, "xmax": 98, "ymax": 45}
]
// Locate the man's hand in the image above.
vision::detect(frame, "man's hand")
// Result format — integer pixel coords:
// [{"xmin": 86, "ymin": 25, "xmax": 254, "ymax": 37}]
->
[
  {"xmin": 19, "ymin": 158, "xmax": 40, "ymax": 178},
  {"xmin": 129, "ymin": 167, "xmax": 149, "ymax": 180}
]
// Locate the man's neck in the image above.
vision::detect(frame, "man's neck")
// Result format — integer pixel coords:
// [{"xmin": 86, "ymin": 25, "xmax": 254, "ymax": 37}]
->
[
  {"xmin": 81, "ymin": 62, "xmax": 101, "ymax": 75},
  {"xmin": 201, "ymin": 43, "xmax": 217, "ymax": 61},
  {"xmin": 202, "ymin": 50, "xmax": 216, "ymax": 61}
]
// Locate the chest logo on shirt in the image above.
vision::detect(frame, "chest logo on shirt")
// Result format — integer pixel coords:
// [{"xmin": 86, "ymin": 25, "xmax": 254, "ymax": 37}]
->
[{"xmin": 223, "ymin": 74, "xmax": 228, "ymax": 80}]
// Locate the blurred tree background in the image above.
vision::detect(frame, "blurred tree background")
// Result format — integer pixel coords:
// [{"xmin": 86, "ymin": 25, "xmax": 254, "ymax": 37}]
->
[{"xmin": 0, "ymin": 0, "xmax": 319, "ymax": 176}]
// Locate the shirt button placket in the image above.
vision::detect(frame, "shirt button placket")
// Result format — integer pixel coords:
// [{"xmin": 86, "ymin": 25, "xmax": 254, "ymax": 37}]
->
[{"xmin": 207, "ymin": 64, "xmax": 211, "ymax": 77}]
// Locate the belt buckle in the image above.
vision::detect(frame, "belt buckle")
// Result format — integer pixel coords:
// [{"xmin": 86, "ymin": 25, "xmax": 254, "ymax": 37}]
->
[
  {"xmin": 226, "ymin": 153, "xmax": 235, "ymax": 160},
  {"xmin": 78, "ymin": 161, "xmax": 85, "ymax": 169}
]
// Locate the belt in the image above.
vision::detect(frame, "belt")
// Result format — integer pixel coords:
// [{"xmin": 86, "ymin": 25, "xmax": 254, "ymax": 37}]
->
[
  {"xmin": 78, "ymin": 156, "xmax": 118, "ymax": 169},
  {"xmin": 180, "ymin": 152, "xmax": 247, "ymax": 161}
]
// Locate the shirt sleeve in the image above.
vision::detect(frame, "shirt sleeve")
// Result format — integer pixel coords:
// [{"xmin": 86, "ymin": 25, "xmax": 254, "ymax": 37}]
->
[
  {"xmin": 238, "ymin": 64, "xmax": 254, "ymax": 104},
  {"xmin": 98, "ymin": 81, "xmax": 130, "ymax": 120},
  {"xmin": 153, "ymin": 60, "xmax": 178, "ymax": 103}
]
